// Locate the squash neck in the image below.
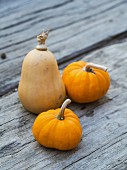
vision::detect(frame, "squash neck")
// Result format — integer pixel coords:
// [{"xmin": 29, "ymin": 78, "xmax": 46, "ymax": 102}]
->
[{"xmin": 36, "ymin": 44, "xmax": 47, "ymax": 51}]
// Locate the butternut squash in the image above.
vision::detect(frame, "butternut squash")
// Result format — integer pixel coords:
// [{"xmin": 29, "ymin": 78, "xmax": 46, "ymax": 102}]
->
[{"xmin": 18, "ymin": 30, "xmax": 66, "ymax": 114}]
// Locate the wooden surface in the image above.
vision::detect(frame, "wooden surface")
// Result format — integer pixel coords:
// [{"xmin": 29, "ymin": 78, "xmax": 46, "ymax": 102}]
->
[{"xmin": 0, "ymin": 0, "xmax": 127, "ymax": 170}]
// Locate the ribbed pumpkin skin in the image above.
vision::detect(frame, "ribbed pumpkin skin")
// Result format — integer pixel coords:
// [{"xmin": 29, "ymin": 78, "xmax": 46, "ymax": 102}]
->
[
  {"xmin": 32, "ymin": 108, "xmax": 82, "ymax": 150},
  {"xmin": 62, "ymin": 61, "xmax": 110, "ymax": 103}
]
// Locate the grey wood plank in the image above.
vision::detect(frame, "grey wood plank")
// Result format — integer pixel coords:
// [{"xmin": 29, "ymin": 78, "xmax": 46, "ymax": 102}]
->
[
  {"xmin": 58, "ymin": 30, "xmax": 127, "ymax": 69},
  {"xmin": 0, "ymin": 0, "xmax": 125, "ymax": 52},
  {"xmin": 1, "ymin": 0, "xmax": 127, "ymax": 95},
  {"xmin": 0, "ymin": 41, "xmax": 127, "ymax": 170},
  {"xmin": 0, "ymin": 0, "xmax": 71, "ymax": 18}
]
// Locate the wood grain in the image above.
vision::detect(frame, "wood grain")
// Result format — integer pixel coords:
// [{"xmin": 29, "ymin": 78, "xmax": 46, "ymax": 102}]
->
[
  {"xmin": 0, "ymin": 41, "xmax": 127, "ymax": 170},
  {"xmin": 1, "ymin": 0, "xmax": 127, "ymax": 95}
]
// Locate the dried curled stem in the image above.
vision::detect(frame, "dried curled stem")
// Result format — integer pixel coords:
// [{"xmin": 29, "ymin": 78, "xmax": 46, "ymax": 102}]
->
[
  {"xmin": 36, "ymin": 30, "xmax": 49, "ymax": 50},
  {"xmin": 57, "ymin": 99, "xmax": 71, "ymax": 120},
  {"xmin": 83, "ymin": 63, "xmax": 108, "ymax": 72}
]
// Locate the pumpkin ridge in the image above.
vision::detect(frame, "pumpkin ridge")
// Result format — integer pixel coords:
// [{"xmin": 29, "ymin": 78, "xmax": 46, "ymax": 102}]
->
[
  {"xmin": 69, "ymin": 62, "xmax": 82, "ymax": 68},
  {"xmin": 95, "ymin": 74, "xmax": 103, "ymax": 98},
  {"xmin": 46, "ymin": 119, "xmax": 59, "ymax": 148},
  {"xmin": 101, "ymin": 71, "xmax": 110, "ymax": 91},
  {"xmin": 66, "ymin": 121, "xmax": 81, "ymax": 149},
  {"xmin": 64, "ymin": 114, "xmax": 80, "ymax": 122},
  {"xmin": 53, "ymin": 121, "xmax": 66, "ymax": 150},
  {"xmin": 72, "ymin": 122, "xmax": 82, "ymax": 138},
  {"xmin": 65, "ymin": 121, "xmax": 71, "ymax": 149},
  {"xmin": 68, "ymin": 69, "xmax": 80, "ymax": 75},
  {"xmin": 52, "ymin": 120, "xmax": 60, "ymax": 149},
  {"xmin": 77, "ymin": 61, "xmax": 87, "ymax": 67},
  {"xmin": 34, "ymin": 117, "xmax": 51, "ymax": 139},
  {"xmin": 32, "ymin": 115, "xmax": 54, "ymax": 139},
  {"xmin": 38, "ymin": 118, "xmax": 57, "ymax": 145},
  {"xmin": 89, "ymin": 73, "xmax": 100, "ymax": 100},
  {"xmin": 66, "ymin": 119, "xmax": 82, "ymax": 133},
  {"xmin": 95, "ymin": 70, "xmax": 109, "ymax": 93},
  {"xmin": 69, "ymin": 70, "xmax": 81, "ymax": 98},
  {"xmin": 66, "ymin": 65, "xmax": 82, "ymax": 71},
  {"xmin": 79, "ymin": 71, "xmax": 89, "ymax": 100},
  {"xmin": 64, "ymin": 111, "xmax": 80, "ymax": 121},
  {"xmin": 97, "ymin": 73, "xmax": 109, "ymax": 94},
  {"xmin": 62, "ymin": 121, "xmax": 71, "ymax": 150},
  {"xmin": 63, "ymin": 69, "xmax": 78, "ymax": 86},
  {"xmin": 37, "ymin": 114, "xmax": 55, "ymax": 121},
  {"xmin": 87, "ymin": 73, "xmax": 93, "ymax": 102},
  {"xmin": 86, "ymin": 72, "xmax": 90, "ymax": 102},
  {"xmin": 79, "ymin": 72, "xmax": 85, "ymax": 100},
  {"xmin": 95, "ymin": 69, "xmax": 108, "ymax": 82},
  {"xmin": 95, "ymin": 73, "xmax": 102, "ymax": 99},
  {"xmin": 74, "ymin": 71, "xmax": 86, "ymax": 101},
  {"xmin": 65, "ymin": 115, "xmax": 80, "ymax": 123}
]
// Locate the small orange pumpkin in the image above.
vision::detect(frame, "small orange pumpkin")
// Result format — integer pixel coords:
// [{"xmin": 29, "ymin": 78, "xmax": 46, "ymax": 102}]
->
[
  {"xmin": 32, "ymin": 99, "xmax": 82, "ymax": 150},
  {"xmin": 62, "ymin": 61, "xmax": 110, "ymax": 103}
]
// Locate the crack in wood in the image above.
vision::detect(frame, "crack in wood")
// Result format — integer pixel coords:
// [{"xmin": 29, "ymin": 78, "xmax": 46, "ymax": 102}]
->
[
  {"xmin": 58, "ymin": 30, "xmax": 127, "ymax": 68},
  {"xmin": 22, "ymin": 0, "xmax": 74, "ymax": 18},
  {"xmin": 111, "ymin": 159, "xmax": 127, "ymax": 169},
  {"xmin": 0, "ymin": 0, "xmax": 126, "ymax": 48},
  {"xmin": 62, "ymin": 132, "xmax": 127, "ymax": 169},
  {"xmin": 0, "ymin": 0, "xmax": 74, "ymax": 19},
  {"xmin": 0, "ymin": 139, "xmax": 35, "ymax": 158},
  {"xmin": 26, "ymin": 152, "xmax": 59, "ymax": 170},
  {"xmin": 0, "ymin": 112, "xmax": 30, "ymax": 126}
]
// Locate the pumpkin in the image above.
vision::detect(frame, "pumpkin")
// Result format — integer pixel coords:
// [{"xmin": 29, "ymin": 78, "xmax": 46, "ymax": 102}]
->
[
  {"xmin": 62, "ymin": 61, "xmax": 110, "ymax": 103},
  {"xmin": 18, "ymin": 30, "xmax": 66, "ymax": 114},
  {"xmin": 32, "ymin": 99, "xmax": 82, "ymax": 150}
]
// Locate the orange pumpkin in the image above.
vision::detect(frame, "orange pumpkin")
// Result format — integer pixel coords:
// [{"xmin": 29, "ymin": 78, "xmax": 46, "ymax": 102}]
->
[
  {"xmin": 32, "ymin": 99, "xmax": 82, "ymax": 151},
  {"xmin": 62, "ymin": 61, "xmax": 110, "ymax": 103}
]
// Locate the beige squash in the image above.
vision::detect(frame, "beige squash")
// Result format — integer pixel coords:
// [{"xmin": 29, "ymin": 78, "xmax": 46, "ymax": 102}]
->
[{"xmin": 18, "ymin": 31, "xmax": 66, "ymax": 114}]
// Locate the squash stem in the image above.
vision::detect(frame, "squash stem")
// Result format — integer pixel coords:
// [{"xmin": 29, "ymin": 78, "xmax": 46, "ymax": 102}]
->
[
  {"xmin": 36, "ymin": 30, "xmax": 49, "ymax": 51},
  {"xmin": 57, "ymin": 99, "xmax": 71, "ymax": 120},
  {"xmin": 83, "ymin": 63, "xmax": 108, "ymax": 72}
]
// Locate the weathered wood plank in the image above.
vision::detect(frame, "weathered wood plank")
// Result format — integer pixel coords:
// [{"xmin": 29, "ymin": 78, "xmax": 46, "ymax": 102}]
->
[
  {"xmin": 0, "ymin": 41, "xmax": 127, "ymax": 170},
  {"xmin": 58, "ymin": 30, "xmax": 127, "ymax": 69},
  {"xmin": 1, "ymin": 0, "xmax": 127, "ymax": 95}
]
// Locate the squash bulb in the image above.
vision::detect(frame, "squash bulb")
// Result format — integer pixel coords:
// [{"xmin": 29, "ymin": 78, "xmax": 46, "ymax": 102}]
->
[{"xmin": 18, "ymin": 31, "xmax": 66, "ymax": 114}]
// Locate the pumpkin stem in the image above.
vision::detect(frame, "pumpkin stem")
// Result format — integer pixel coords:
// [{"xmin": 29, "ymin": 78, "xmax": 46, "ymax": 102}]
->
[
  {"xmin": 36, "ymin": 29, "xmax": 49, "ymax": 51},
  {"xmin": 57, "ymin": 99, "xmax": 71, "ymax": 120},
  {"xmin": 83, "ymin": 63, "xmax": 108, "ymax": 72}
]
